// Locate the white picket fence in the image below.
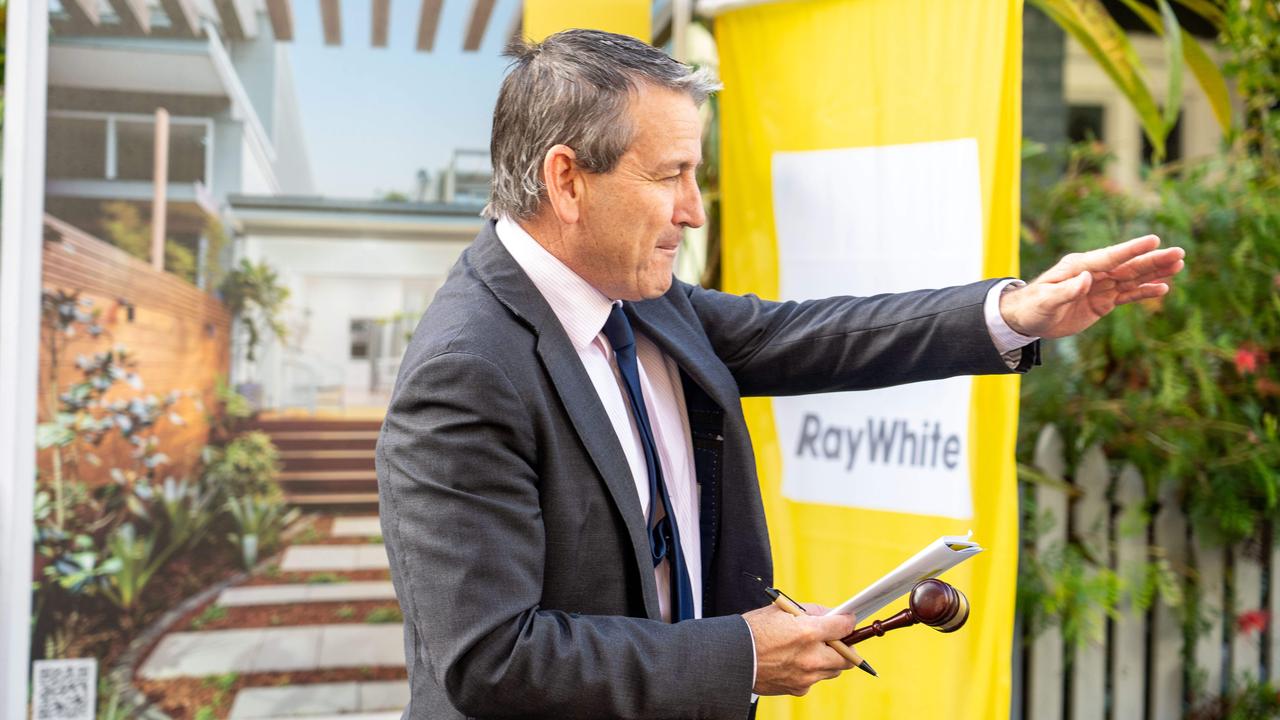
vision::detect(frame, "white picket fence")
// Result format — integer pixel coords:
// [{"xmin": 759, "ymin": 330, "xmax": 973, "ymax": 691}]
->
[{"xmin": 1011, "ymin": 424, "xmax": 1278, "ymax": 720}]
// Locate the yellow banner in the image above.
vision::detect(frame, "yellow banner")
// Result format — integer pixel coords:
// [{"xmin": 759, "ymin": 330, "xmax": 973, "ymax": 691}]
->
[
  {"xmin": 523, "ymin": 0, "xmax": 652, "ymax": 43},
  {"xmin": 716, "ymin": 1, "xmax": 1023, "ymax": 718}
]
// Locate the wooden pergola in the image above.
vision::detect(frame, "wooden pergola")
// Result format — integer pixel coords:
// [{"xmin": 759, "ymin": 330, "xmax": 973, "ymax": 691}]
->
[{"xmin": 52, "ymin": 0, "xmax": 522, "ymax": 52}]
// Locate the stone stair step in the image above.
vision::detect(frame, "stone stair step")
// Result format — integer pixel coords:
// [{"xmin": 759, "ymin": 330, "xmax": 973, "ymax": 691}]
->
[
  {"xmin": 270, "ymin": 433, "xmax": 380, "ymax": 453},
  {"xmin": 218, "ymin": 582, "xmax": 396, "ymax": 607},
  {"xmin": 138, "ymin": 625, "xmax": 405, "ymax": 679},
  {"xmin": 250, "ymin": 417, "xmax": 384, "ymax": 430},
  {"xmin": 279, "ymin": 470, "xmax": 377, "ymax": 482},
  {"xmin": 331, "ymin": 517, "xmax": 382, "ymax": 537},
  {"xmin": 283, "ymin": 492, "xmax": 381, "ymax": 508},
  {"xmin": 280, "ymin": 545, "xmax": 389, "ymax": 572},
  {"xmin": 280, "ymin": 450, "xmax": 377, "ymax": 473},
  {"xmin": 228, "ymin": 680, "xmax": 407, "ymax": 720}
]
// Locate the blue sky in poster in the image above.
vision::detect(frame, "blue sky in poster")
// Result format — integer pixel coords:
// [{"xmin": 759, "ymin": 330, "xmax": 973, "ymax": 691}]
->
[{"xmin": 287, "ymin": 0, "xmax": 521, "ymax": 199}]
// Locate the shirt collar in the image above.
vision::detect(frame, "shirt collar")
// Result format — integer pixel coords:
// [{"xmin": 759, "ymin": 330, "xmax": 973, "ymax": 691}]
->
[{"xmin": 494, "ymin": 216, "xmax": 615, "ymax": 350}]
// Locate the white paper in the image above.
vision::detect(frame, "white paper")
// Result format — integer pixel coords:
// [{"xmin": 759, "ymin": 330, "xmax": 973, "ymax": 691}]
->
[{"xmin": 824, "ymin": 533, "xmax": 983, "ymax": 622}]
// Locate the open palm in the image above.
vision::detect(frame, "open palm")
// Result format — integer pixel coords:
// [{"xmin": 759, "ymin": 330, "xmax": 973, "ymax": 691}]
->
[{"xmin": 1002, "ymin": 235, "xmax": 1186, "ymax": 339}]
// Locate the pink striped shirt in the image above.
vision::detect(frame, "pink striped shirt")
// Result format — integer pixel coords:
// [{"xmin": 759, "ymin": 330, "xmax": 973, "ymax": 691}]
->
[{"xmin": 496, "ymin": 217, "xmax": 703, "ymax": 623}]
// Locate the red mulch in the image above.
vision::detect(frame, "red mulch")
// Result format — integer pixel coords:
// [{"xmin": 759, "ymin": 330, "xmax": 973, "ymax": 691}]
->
[
  {"xmin": 241, "ymin": 568, "xmax": 392, "ymax": 586},
  {"xmin": 179, "ymin": 599, "xmax": 402, "ymax": 631},
  {"xmin": 135, "ymin": 667, "xmax": 408, "ymax": 720}
]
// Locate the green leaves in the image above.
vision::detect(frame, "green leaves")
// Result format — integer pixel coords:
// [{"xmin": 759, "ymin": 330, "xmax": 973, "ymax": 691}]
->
[
  {"xmin": 1030, "ymin": 0, "xmax": 1234, "ymax": 161},
  {"xmin": 218, "ymin": 259, "xmax": 291, "ymax": 363},
  {"xmin": 1021, "ymin": 139, "xmax": 1280, "ymax": 548},
  {"xmin": 225, "ymin": 494, "xmax": 300, "ymax": 569},
  {"xmin": 1031, "ymin": 0, "xmax": 1168, "ymax": 157}
]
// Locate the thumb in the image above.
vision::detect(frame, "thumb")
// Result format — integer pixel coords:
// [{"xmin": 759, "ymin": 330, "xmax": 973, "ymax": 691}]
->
[{"xmin": 1056, "ymin": 270, "xmax": 1092, "ymax": 302}]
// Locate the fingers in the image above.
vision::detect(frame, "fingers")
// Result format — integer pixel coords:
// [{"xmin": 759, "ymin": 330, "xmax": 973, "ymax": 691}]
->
[
  {"xmin": 811, "ymin": 612, "xmax": 857, "ymax": 642},
  {"xmin": 1102, "ymin": 246, "xmax": 1186, "ymax": 281},
  {"xmin": 1115, "ymin": 282, "xmax": 1170, "ymax": 305},
  {"xmin": 1075, "ymin": 234, "xmax": 1162, "ymax": 273},
  {"xmin": 799, "ymin": 602, "xmax": 830, "ymax": 616}
]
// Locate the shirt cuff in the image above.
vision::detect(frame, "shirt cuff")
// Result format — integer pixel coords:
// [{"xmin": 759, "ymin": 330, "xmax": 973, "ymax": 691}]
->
[
  {"xmin": 746, "ymin": 616, "xmax": 758, "ymax": 703},
  {"xmin": 984, "ymin": 279, "xmax": 1039, "ymax": 369}
]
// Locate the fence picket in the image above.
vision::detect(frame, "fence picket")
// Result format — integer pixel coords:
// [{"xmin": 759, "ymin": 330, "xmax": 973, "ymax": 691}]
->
[
  {"xmin": 1150, "ymin": 480, "xmax": 1187, "ymax": 720},
  {"xmin": 1193, "ymin": 535, "xmax": 1227, "ymax": 700},
  {"xmin": 1029, "ymin": 424, "xmax": 1068, "ymax": 720},
  {"xmin": 1070, "ymin": 444, "xmax": 1110, "ymax": 720},
  {"xmin": 1111, "ymin": 464, "xmax": 1147, "ymax": 720},
  {"xmin": 1271, "ymin": 526, "xmax": 1280, "ymax": 684},
  {"xmin": 1232, "ymin": 543, "xmax": 1264, "ymax": 683}
]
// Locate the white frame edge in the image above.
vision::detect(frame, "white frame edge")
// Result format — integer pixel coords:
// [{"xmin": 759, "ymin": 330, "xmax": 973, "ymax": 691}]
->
[
  {"xmin": 0, "ymin": 0, "xmax": 50, "ymax": 715},
  {"xmin": 695, "ymin": 0, "xmax": 803, "ymax": 18}
]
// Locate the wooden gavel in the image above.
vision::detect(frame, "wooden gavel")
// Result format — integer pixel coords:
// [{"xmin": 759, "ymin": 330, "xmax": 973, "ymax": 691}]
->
[{"xmin": 841, "ymin": 578, "xmax": 970, "ymax": 645}]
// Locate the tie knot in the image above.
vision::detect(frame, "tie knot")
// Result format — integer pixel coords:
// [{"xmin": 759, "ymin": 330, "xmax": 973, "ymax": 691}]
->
[{"xmin": 601, "ymin": 304, "xmax": 635, "ymax": 353}]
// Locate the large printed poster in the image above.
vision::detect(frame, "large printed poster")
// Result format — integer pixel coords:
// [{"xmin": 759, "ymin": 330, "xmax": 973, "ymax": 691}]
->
[{"xmin": 714, "ymin": 1, "xmax": 1024, "ymax": 717}]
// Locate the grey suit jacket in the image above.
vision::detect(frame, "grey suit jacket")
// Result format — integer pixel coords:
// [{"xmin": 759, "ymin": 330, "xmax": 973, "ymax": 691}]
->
[{"xmin": 376, "ymin": 221, "xmax": 1035, "ymax": 719}]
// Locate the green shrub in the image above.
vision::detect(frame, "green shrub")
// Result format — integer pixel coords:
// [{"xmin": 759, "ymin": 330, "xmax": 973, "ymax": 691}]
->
[
  {"xmin": 1021, "ymin": 143, "xmax": 1280, "ymax": 546},
  {"xmin": 191, "ymin": 604, "xmax": 227, "ymax": 630},
  {"xmin": 364, "ymin": 606, "xmax": 403, "ymax": 624},
  {"xmin": 225, "ymin": 495, "xmax": 299, "ymax": 569},
  {"xmin": 306, "ymin": 572, "xmax": 347, "ymax": 585},
  {"xmin": 204, "ymin": 432, "xmax": 282, "ymax": 500}
]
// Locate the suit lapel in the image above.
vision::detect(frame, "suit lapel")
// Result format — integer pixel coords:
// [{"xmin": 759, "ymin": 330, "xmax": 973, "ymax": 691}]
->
[
  {"xmin": 628, "ymin": 296, "xmax": 737, "ymax": 610},
  {"xmin": 627, "ymin": 296, "xmax": 738, "ymax": 413},
  {"xmin": 469, "ymin": 224, "xmax": 662, "ymax": 621}
]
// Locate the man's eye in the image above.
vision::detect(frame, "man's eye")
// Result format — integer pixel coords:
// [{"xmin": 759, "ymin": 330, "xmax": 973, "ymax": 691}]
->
[{"xmin": 663, "ymin": 175, "xmax": 681, "ymax": 182}]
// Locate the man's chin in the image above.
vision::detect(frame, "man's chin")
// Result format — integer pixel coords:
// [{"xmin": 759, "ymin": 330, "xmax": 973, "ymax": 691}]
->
[{"xmin": 641, "ymin": 274, "xmax": 675, "ymax": 300}]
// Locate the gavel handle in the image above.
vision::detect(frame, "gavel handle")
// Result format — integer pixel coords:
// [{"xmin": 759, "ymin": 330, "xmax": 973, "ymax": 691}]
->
[{"xmin": 841, "ymin": 608, "xmax": 919, "ymax": 645}]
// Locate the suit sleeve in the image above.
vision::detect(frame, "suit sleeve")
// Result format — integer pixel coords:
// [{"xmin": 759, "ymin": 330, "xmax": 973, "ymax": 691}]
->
[
  {"xmin": 685, "ymin": 279, "xmax": 1036, "ymax": 398},
  {"xmin": 377, "ymin": 351, "xmax": 755, "ymax": 719}
]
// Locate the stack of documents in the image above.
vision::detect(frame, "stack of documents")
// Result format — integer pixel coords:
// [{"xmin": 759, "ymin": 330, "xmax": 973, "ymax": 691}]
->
[{"xmin": 824, "ymin": 534, "xmax": 983, "ymax": 621}]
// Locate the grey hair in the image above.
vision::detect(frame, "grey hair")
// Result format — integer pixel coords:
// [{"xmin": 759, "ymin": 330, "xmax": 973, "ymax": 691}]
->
[{"xmin": 483, "ymin": 29, "xmax": 720, "ymax": 220}]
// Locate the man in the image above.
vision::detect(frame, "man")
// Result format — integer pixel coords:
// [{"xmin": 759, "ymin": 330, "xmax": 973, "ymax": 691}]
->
[{"xmin": 376, "ymin": 29, "xmax": 1183, "ymax": 719}]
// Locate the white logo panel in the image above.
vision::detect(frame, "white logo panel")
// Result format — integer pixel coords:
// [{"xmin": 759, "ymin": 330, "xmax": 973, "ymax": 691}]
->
[{"xmin": 771, "ymin": 139, "xmax": 983, "ymax": 519}]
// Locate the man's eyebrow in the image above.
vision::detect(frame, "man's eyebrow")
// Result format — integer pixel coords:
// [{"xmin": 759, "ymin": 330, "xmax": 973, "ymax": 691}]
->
[{"xmin": 660, "ymin": 159, "xmax": 704, "ymax": 173}]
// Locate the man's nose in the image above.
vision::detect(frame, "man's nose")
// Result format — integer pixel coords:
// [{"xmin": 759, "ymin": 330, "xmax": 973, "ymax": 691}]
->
[{"xmin": 674, "ymin": 174, "xmax": 706, "ymax": 229}]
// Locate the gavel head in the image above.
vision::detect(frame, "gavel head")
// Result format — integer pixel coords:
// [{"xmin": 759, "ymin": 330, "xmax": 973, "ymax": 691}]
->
[{"xmin": 909, "ymin": 578, "xmax": 969, "ymax": 633}]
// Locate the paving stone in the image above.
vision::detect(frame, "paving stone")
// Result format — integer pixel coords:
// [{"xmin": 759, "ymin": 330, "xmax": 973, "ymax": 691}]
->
[
  {"xmin": 247, "ymin": 627, "xmax": 322, "ymax": 673},
  {"xmin": 139, "ymin": 629, "xmax": 264, "ymax": 679},
  {"xmin": 305, "ymin": 581, "xmax": 397, "ymax": 603},
  {"xmin": 139, "ymin": 626, "xmax": 403, "ymax": 678},
  {"xmin": 317, "ymin": 624, "xmax": 405, "ymax": 669},
  {"xmin": 354, "ymin": 545, "xmax": 390, "ymax": 569},
  {"xmin": 281, "ymin": 545, "xmax": 359, "ymax": 571},
  {"xmin": 281, "ymin": 545, "xmax": 389, "ymax": 572},
  {"xmin": 218, "ymin": 582, "xmax": 397, "ymax": 607},
  {"xmin": 253, "ymin": 707, "xmax": 401, "ymax": 712},
  {"xmin": 228, "ymin": 682, "xmax": 358, "ymax": 719},
  {"xmin": 331, "ymin": 517, "xmax": 382, "ymax": 537},
  {"xmin": 219, "ymin": 585, "xmax": 312, "ymax": 607},
  {"xmin": 358, "ymin": 680, "xmax": 410, "ymax": 711}
]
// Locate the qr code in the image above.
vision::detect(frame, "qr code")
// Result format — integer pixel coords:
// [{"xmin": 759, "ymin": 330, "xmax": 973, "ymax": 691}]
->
[{"xmin": 31, "ymin": 659, "xmax": 97, "ymax": 720}]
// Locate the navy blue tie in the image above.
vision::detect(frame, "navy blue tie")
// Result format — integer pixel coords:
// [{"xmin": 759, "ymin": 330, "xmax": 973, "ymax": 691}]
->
[{"xmin": 601, "ymin": 303, "xmax": 695, "ymax": 622}]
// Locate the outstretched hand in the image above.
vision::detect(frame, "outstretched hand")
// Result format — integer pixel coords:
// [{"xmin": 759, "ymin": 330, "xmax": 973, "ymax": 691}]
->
[{"xmin": 1000, "ymin": 234, "xmax": 1186, "ymax": 339}]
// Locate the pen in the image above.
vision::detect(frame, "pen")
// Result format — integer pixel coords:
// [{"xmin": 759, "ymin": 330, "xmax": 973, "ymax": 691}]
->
[{"xmin": 764, "ymin": 586, "xmax": 878, "ymax": 678}]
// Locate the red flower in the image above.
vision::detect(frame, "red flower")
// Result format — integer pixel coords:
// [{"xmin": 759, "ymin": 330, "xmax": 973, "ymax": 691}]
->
[
  {"xmin": 1235, "ymin": 345, "xmax": 1264, "ymax": 376},
  {"xmin": 1237, "ymin": 609, "xmax": 1269, "ymax": 635}
]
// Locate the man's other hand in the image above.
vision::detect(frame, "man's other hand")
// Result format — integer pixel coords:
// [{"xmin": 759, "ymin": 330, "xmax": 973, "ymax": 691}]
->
[
  {"xmin": 743, "ymin": 603, "xmax": 857, "ymax": 696},
  {"xmin": 1000, "ymin": 234, "xmax": 1186, "ymax": 339}
]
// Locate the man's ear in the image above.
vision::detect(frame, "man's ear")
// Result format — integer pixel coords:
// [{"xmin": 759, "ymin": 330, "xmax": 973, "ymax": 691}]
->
[{"xmin": 542, "ymin": 144, "xmax": 583, "ymax": 225}]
